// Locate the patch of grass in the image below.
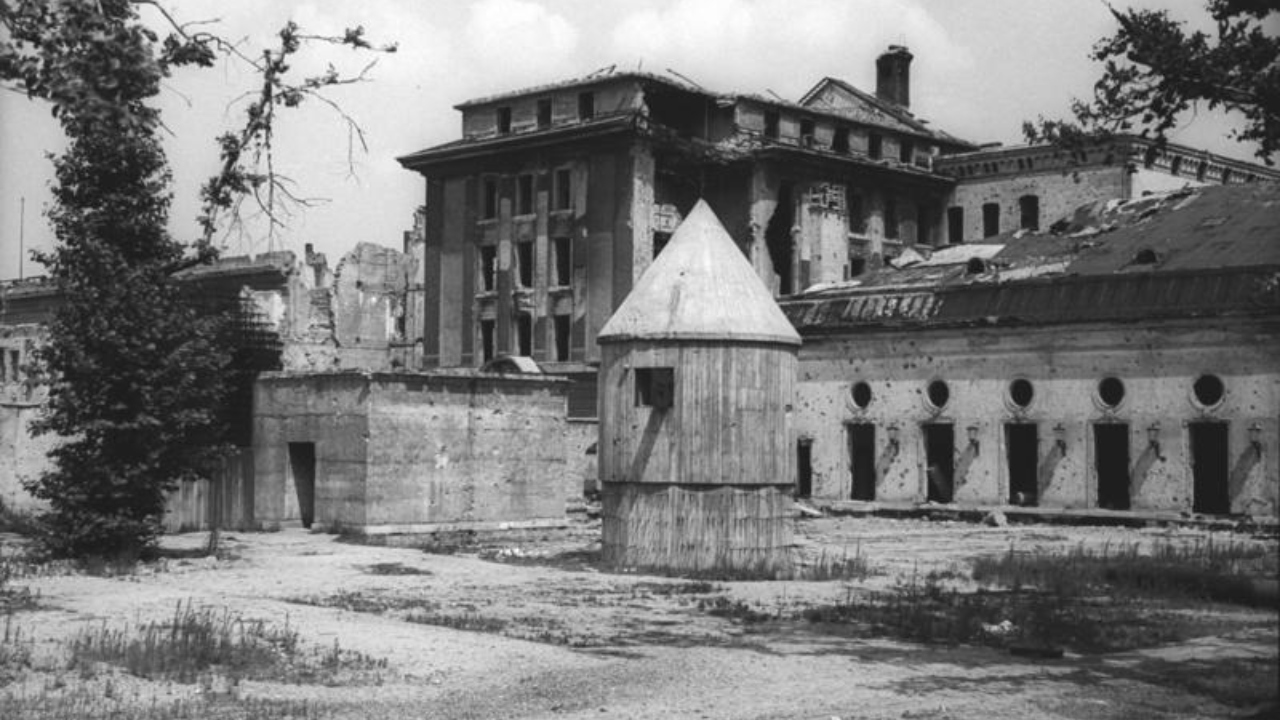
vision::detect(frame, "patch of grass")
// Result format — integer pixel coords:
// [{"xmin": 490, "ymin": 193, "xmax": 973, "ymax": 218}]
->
[
  {"xmin": 787, "ymin": 544, "xmax": 876, "ymax": 582},
  {"xmin": 697, "ymin": 595, "xmax": 773, "ymax": 624},
  {"xmin": 287, "ymin": 590, "xmax": 439, "ymax": 615},
  {"xmin": 0, "ymin": 688, "xmax": 334, "ymax": 720},
  {"xmin": 630, "ymin": 581, "xmax": 720, "ymax": 597},
  {"xmin": 972, "ymin": 538, "xmax": 1277, "ymax": 606},
  {"xmin": 363, "ymin": 562, "xmax": 432, "ymax": 576},
  {"xmin": 66, "ymin": 600, "xmax": 386, "ymax": 686}
]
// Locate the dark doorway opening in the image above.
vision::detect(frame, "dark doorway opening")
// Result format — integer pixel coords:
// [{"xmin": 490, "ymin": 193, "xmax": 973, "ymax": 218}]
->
[
  {"xmin": 1094, "ymin": 424, "xmax": 1130, "ymax": 510},
  {"xmin": 848, "ymin": 424, "xmax": 876, "ymax": 500},
  {"xmin": 1006, "ymin": 423, "xmax": 1039, "ymax": 506},
  {"xmin": 288, "ymin": 442, "xmax": 316, "ymax": 528},
  {"xmin": 923, "ymin": 423, "xmax": 954, "ymax": 503},
  {"xmin": 1190, "ymin": 422, "xmax": 1230, "ymax": 514},
  {"xmin": 796, "ymin": 438, "xmax": 813, "ymax": 498},
  {"xmin": 765, "ymin": 182, "xmax": 795, "ymax": 295}
]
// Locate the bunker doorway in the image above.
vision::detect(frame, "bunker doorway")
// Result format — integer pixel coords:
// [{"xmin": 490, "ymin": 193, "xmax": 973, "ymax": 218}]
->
[
  {"xmin": 796, "ymin": 438, "xmax": 813, "ymax": 498},
  {"xmin": 1094, "ymin": 424, "xmax": 1130, "ymax": 510},
  {"xmin": 923, "ymin": 423, "xmax": 954, "ymax": 503},
  {"xmin": 1190, "ymin": 422, "xmax": 1230, "ymax": 515},
  {"xmin": 288, "ymin": 442, "xmax": 316, "ymax": 529},
  {"xmin": 848, "ymin": 423, "xmax": 876, "ymax": 500},
  {"xmin": 1005, "ymin": 423, "xmax": 1039, "ymax": 506}
]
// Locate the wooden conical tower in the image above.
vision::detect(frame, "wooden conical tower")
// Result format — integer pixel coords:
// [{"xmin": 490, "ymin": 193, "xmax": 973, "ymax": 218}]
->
[{"xmin": 597, "ymin": 200, "xmax": 800, "ymax": 573}]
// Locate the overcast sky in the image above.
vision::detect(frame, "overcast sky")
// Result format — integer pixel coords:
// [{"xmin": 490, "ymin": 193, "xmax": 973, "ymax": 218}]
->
[{"xmin": 0, "ymin": 0, "xmax": 1261, "ymax": 280}]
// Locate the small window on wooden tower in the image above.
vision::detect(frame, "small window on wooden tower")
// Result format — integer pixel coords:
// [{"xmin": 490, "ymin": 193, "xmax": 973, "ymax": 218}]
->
[{"xmin": 635, "ymin": 367, "xmax": 674, "ymax": 409}]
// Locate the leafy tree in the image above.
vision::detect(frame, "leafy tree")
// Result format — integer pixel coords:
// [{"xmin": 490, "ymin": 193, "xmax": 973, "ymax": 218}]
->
[
  {"xmin": 1025, "ymin": 0, "xmax": 1278, "ymax": 164},
  {"xmin": 0, "ymin": 0, "xmax": 391, "ymax": 557}
]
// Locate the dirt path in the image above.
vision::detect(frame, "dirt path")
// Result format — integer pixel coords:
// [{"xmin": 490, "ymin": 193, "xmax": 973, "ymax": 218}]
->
[{"xmin": 2, "ymin": 518, "xmax": 1276, "ymax": 719}]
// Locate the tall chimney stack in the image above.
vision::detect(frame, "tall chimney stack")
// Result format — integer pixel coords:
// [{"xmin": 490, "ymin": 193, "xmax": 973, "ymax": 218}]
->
[{"xmin": 875, "ymin": 45, "xmax": 913, "ymax": 108}]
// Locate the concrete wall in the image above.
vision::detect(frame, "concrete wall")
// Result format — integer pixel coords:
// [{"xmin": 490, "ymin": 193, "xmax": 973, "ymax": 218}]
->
[
  {"xmin": 793, "ymin": 318, "xmax": 1280, "ymax": 517},
  {"xmin": 0, "ymin": 325, "xmax": 51, "ymax": 512},
  {"xmin": 254, "ymin": 371, "xmax": 571, "ymax": 533}
]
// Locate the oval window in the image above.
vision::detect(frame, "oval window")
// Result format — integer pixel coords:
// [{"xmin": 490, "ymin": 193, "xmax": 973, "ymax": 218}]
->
[
  {"xmin": 850, "ymin": 381, "xmax": 872, "ymax": 409},
  {"xmin": 1009, "ymin": 378, "xmax": 1034, "ymax": 408},
  {"xmin": 1098, "ymin": 377, "xmax": 1125, "ymax": 408},
  {"xmin": 1193, "ymin": 374, "xmax": 1224, "ymax": 407},
  {"xmin": 927, "ymin": 380, "xmax": 950, "ymax": 409}
]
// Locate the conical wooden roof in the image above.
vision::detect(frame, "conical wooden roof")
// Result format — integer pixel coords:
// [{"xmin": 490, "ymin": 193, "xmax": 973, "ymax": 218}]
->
[{"xmin": 598, "ymin": 200, "xmax": 801, "ymax": 345}]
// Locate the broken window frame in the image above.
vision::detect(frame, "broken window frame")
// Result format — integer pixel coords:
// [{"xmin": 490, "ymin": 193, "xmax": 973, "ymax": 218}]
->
[
  {"xmin": 516, "ymin": 240, "xmax": 534, "ymax": 288},
  {"xmin": 763, "ymin": 110, "xmax": 780, "ymax": 139},
  {"xmin": 552, "ymin": 236, "xmax": 572, "ymax": 287},
  {"xmin": 516, "ymin": 174, "xmax": 535, "ymax": 216},
  {"xmin": 553, "ymin": 313, "xmax": 571, "ymax": 362},
  {"xmin": 481, "ymin": 177, "xmax": 499, "ymax": 220},
  {"xmin": 553, "ymin": 167, "xmax": 572, "ymax": 212},
  {"xmin": 536, "ymin": 98, "xmax": 552, "ymax": 129},
  {"xmin": 478, "ymin": 245, "xmax": 498, "ymax": 293},
  {"xmin": 884, "ymin": 198, "xmax": 899, "ymax": 240}
]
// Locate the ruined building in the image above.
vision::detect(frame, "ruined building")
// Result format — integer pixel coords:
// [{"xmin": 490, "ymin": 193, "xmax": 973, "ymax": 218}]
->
[
  {"xmin": 782, "ymin": 183, "xmax": 1279, "ymax": 518},
  {"xmin": 397, "ymin": 46, "xmax": 1278, "ymax": 426}
]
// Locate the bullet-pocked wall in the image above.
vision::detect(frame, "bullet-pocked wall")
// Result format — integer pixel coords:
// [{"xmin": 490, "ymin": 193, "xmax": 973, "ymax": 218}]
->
[
  {"xmin": 792, "ymin": 319, "xmax": 1279, "ymax": 518},
  {"xmin": 253, "ymin": 371, "xmax": 571, "ymax": 533}
]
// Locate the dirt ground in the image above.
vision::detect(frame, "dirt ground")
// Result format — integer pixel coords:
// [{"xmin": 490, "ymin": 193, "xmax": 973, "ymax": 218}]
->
[{"xmin": 2, "ymin": 514, "xmax": 1277, "ymax": 720}]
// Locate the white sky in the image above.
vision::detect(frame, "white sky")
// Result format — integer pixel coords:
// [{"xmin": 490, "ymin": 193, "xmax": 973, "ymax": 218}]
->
[{"xmin": 0, "ymin": 0, "xmax": 1261, "ymax": 280}]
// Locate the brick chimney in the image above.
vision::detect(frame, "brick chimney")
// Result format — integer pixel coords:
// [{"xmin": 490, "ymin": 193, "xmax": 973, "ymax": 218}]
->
[{"xmin": 875, "ymin": 45, "xmax": 913, "ymax": 108}]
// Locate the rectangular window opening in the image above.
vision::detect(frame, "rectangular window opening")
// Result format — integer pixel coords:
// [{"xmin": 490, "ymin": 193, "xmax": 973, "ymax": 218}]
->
[
  {"xmin": 884, "ymin": 198, "xmax": 899, "ymax": 240},
  {"xmin": 516, "ymin": 241, "xmax": 534, "ymax": 287},
  {"xmin": 634, "ymin": 367, "xmax": 674, "ymax": 409},
  {"xmin": 1019, "ymin": 195, "xmax": 1040, "ymax": 232},
  {"xmin": 536, "ymin": 98, "xmax": 552, "ymax": 129},
  {"xmin": 947, "ymin": 206, "xmax": 964, "ymax": 245},
  {"xmin": 553, "ymin": 168, "xmax": 571, "ymax": 211},
  {"xmin": 796, "ymin": 439, "xmax": 813, "ymax": 498},
  {"xmin": 799, "ymin": 118, "xmax": 815, "ymax": 145},
  {"xmin": 496, "ymin": 106, "xmax": 512, "ymax": 134},
  {"xmin": 482, "ymin": 178, "xmax": 498, "ymax": 220},
  {"xmin": 578, "ymin": 91, "xmax": 595, "ymax": 121},
  {"xmin": 833, "ymin": 127, "xmax": 849, "ymax": 153},
  {"xmin": 517, "ymin": 174, "xmax": 534, "ymax": 215},
  {"xmin": 479, "ymin": 245, "xmax": 497, "ymax": 292},
  {"xmin": 653, "ymin": 231, "xmax": 672, "ymax": 258},
  {"xmin": 899, "ymin": 139, "xmax": 914, "ymax": 164},
  {"xmin": 847, "ymin": 189, "xmax": 865, "ymax": 234},
  {"xmin": 764, "ymin": 111, "xmax": 780, "ymax": 139},
  {"xmin": 553, "ymin": 314, "xmax": 570, "ymax": 362},
  {"xmin": 480, "ymin": 319, "xmax": 496, "ymax": 363},
  {"xmin": 916, "ymin": 204, "xmax": 930, "ymax": 246},
  {"xmin": 516, "ymin": 313, "xmax": 532, "ymax": 356},
  {"xmin": 982, "ymin": 202, "xmax": 1000, "ymax": 238},
  {"xmin": 868, "ymin": 133, "xmax": 883, "ymax": 160},
  {"xmin": 552, "ymin": 237, "xmax": 571, "ymax": 286}
]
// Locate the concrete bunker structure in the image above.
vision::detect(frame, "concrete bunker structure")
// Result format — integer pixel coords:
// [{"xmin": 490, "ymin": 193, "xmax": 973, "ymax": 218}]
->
[
  {"xmin": 253, "ymin": 370, "xmax": 571, "ymax": 535},
  {"xmin": 597, "ymin": 201, "xmax": 801, "ymax": 572}
]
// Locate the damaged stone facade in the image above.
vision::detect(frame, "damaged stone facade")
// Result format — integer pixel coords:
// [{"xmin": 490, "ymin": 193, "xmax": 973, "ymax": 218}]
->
[
  {"xmin": 398, "ymin": 47, "xmax": 972, "ymax": 421},
  {"xmin": 781, "ymin": 184, "xmax": 1280, "ymax": 519},
  {"xmin": 0, "ymin": 242, "xmax": 416, "ymax": 518},
  {"xmin": 398, "ymin": 46, "xmax": 1279, "ymax": 432}
]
